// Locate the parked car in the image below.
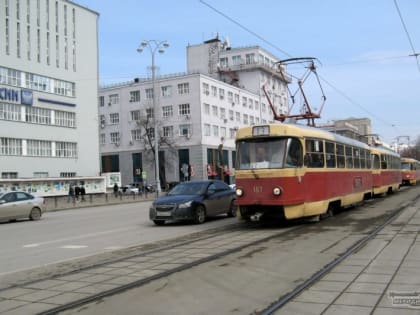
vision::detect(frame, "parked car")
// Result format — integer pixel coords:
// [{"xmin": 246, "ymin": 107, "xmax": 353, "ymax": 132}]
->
[
  {"xmin": 0, "ymin": 191, "xmax": 45, "ymax": 222},
  {"xmin": 119, "ymin": 184, "xmax": 139, "ymax": 194},
  {"xmin": 149, "ymin": 180, "xmax": 236, "ymax": 225}
]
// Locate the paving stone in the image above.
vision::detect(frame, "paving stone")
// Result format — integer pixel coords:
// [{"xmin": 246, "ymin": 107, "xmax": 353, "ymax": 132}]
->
[
  {"xmin": 13, "ymin": 289, "xmax": 62, "ymax": 302},
  {"xmin": 1, "ymin": 302, "xmax": 55, "ymax": 315},
  {"xmin": 77, "ymin": 274, "xmax": 117, "ymax": 283},
  {"xmin": 372, "ymin": 306, "xmax": 420, "ymax": 314},
  {"xmin": 323, "ymin": 304, "xmax": 372, "ymax": 315},
  {"xmin": 23, "ymin": 279, "xmax": 67, "ymax": 290},
  {"xmin": 47, "ymin": 281, "xmax": 90, "ymax": 292},
  {"xmin": 55, "ymin": 273, "xmax": 92, "ymax": 282},
  {"xmin": 334, "ymin": 292, "xmax": 381, "ymax": 307},
  {"xmin": 75, "ymin": 283, "xmax": 119, "ymax": 294},
  {"xmin": 321, "ymin": 272, "xmax": 358, "ymax": 282},
  {"xmin": 309, "ymin": 281, "xmax": 349, "ymax": 292},
  {"xmin": 346, "ymin": 281, "xmax": 388, "ymax": 294},
  {"xmin": 0, "ymin": 299, "xmax": 28, "ymax": 313},
  {"xmin": 41, "ymin": 292, "xmax": 90, "ymax": 305},
  {"xmin": 0, "ymin": 287, "xmax": 37, "ymax": 299},
  {"xmin": 332, "ymin": 265, "xmax": 365, "ymax": 274},
  {"xmin": 356, "ymin": 273, "xmax": 393, "ymax": 284},
  {"xmin": 274, "ymin": 301, "xmax": 328, "ymax": 315},
  {"xmin": 294, "ymin": 289, "xmax": 341, "ymax": 304},
  {"xmin": 104, "ymin": 276, "xmax": 140, "ymax": 285}
]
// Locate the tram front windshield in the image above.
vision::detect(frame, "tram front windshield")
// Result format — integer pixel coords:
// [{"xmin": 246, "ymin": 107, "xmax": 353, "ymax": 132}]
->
[
  {"xmin": 236, "ymin": 137, "xmax": 302, "ymax": 170},
  {"xmin": 401, "ymin": 162, "xmax": 412, "ymax": 170}
]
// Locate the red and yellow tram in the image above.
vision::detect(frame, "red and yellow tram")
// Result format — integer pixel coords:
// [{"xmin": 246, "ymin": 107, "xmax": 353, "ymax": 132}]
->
[
  {"xmin": 370, "ymin": 146, "xmax": 401, "ymax": 195},
  {"xmin": 401, "ymin": 157, "xmax": 420, "ymax": 186},
  {"xmin": 234, "ymin": 124, "xmax": 400, "ymax": 222}
]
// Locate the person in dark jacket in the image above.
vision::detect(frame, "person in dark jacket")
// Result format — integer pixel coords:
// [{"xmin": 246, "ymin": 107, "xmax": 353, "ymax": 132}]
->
[{"xmin": 113, "ymin": 183, "xmax": 119, "ymax": 197}]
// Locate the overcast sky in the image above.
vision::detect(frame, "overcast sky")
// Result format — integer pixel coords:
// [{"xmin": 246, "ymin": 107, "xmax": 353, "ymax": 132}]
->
[{"xmin": 75, "ymin": 0, "xmax": 420, "ymax": 145}]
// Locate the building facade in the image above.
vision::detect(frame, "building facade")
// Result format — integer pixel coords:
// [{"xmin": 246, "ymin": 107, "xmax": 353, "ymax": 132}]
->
[
  {"xmin": 0, "ymin": 0, "xmax": 100, "ymax": 179},
  {"xmin": 99, "ymin": 38, "xmax": 289, "ymax": 187}
]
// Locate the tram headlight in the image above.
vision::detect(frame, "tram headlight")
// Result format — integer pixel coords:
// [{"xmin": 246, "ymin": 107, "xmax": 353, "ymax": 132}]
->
[
  {"xmin": 236, "ymin": 188, "xmax": 243, "ymax": 197},
  {"xmin": 273, "ymin": 187, "xmax": 282, "ymax": 196}
]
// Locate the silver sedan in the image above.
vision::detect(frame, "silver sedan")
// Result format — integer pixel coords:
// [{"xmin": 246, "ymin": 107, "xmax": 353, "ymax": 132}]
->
[{"xmin": 0, "ymin": 191, "xmax": 45, "ymax": 222}]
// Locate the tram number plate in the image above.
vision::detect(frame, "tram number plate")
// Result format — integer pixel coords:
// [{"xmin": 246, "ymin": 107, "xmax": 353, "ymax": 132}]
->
[{"xmin": 156, "ymin": 211, "xmax": 172, "ymax": 217}]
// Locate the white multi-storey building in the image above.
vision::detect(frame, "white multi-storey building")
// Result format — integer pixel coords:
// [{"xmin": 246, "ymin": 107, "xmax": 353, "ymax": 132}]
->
[
  {"xmin": 0, "ymin": 0, "xmax": 100, "ymax": 180},
  {"xmin": 99, "ymin": 37, "xmax": 290, "ymax": 187}
]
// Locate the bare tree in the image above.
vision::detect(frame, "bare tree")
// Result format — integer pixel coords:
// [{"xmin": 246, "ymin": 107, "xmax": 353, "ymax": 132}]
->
[{"xmin": 400, "ymin": 135, "xmax": 420, "ymax": 160}]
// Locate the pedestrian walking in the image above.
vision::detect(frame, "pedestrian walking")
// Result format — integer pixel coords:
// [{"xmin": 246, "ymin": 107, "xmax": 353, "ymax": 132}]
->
[
  {"xmin": 67, "ymin": 185, "xmax": 75, "ymax": 203},
  {"xmin": 113, "ymin": 183, "xmax": 119, "ymax": 197},
  {"xmin": 80, "ymin": 185, "xmax": 86, "ymax": 201},
  {"xmin": 75, "ymin": 185, "xmax": 80, "ymax": 201}
]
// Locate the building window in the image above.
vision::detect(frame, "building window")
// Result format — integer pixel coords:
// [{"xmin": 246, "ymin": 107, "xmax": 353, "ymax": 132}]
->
[
  {"xmin": 33, "ymin": 172, "xmax": 48, "ymax": 178},
  {"xmin": 212, "ymin": 125, "xmax": 219, "ymax": 137},
  {"xmin": 5, "ymin": 19, "xmax": 10, "ymax": 55},
  {"xmin": 220, "ymin": 127, "xmax": 226, "ymax": 138},
  {"xmin": 145, "ymin": 88, "xmax": 154, "ymax": 99},
  {"xmin": 54, "ymin": 110, "xmax": 75, "ymax": 128},
  {"xmin": 212, "ymin": 105, "xmax": 218, "ymax": 117},
  {"xmin": 64, "ymin": 37, "xmax": 68, "ymax": 69},
  {"xmin": 36, "ymin": 29, "xmax": 41, "ymax": 62},
  {"xmin": 100, "ymin": 133, "xmax": 106, "ymax": 145},
  {"xmin": 99, "ymin": 96, "xmax": 105, "ymax": 107},
  {"xmin": 177, "ymin": 83, "xmax": 189, "ymax": 95},
  {"xmin": 220, "ymin": 57, "xmax": 228, "ymax": 68},
  {"xmin": 60, "ymin": 172, "xmax": 76, "ymax": 177},
  {"xmin": 211, "ymin": 86, "xmax": 217, "ymax": 97},
  {"xmin": 146, "ymin": 108, "xmax": 154, "ymax": 119},
  {"xmin": 17, "ymin": 22, "xmax": 21, "ymax": 58},
  {"xmin": 0, "ymin": 138, "xmax": 22, "ymax": 156},
  {"xmin": 109, "ymin": 113, "xmax": 119, "ymax": 124},
  {"xmin": 162, "ymin": 105, "xmax": 173, "ymax": 118},
  {"xmin": 131, "ymin": 129, "xmax": 141, "ymax": 141},
  {"xmin": 55, "ymin": 34, "xmax": 59, "ymax": 67},
  {"xmin": 234, "ymin": 94, "xmax": 239, "ymax": 104},
  {"xmin": 227, "ymin": 91, "xmax": 233, "ymax": 103},
  {"xmin": 55, "ymin": 1, "xmax": 59, "ymax": 33},
  {"xmin": 236, "ymin": 112, "xmax": 241, "ymax": 122},
  {"xmin": 146, "ymin": 128, "xmax": 155, "ymax": 139},
  {"xmin": 46, "ymin": 0, "xmax": 50, "ymax": 29},
  {"xmin": 248, "ymin": 99, "xmax": 253, "ymax": 109},
  {"xmin": 161, "ymin": 85, "xmax": 172, "ymax": 97},
  {"xmin": 229, "ymin": 110, "xmax": 234, "ymax": 121},
  {"xmin": 246, "ymin": 53, "xmax": 255, "ymax": 64},
  {"xmin": 204, "ymin": 103, "xmax": 210, "ymax": 115},
  {"xmin": 130, "ymin": 110, "xmax": 141, "ymax": 121},
  {"xmin": 64, "ymin": 4, "xmax": 67, "ymax": 36},
  {"xmin": 229, "ymin": 128, "xmax": 236, "ymax": 139},
  {"xmin": 178, "ymin": 103, "xmax": 190, "ymax": 116},
  {"xmin": 108, "ymin": 94, "xmax": 119, "ymax": 105},
  {"xmin": 250, "ymin": 116, "xmax": 255, "ymax": 125},
  {"xmin": 110, "ymin": 132, "xmax": 120, "ymax": 144},
  {"xmin": 46, "ymin": 32, "xmax": 50, "ymax": 65},
  {"xmin": 179, "ymin": 124, "xmax": 191, "ymax": 137},
  {"xmin": 220, "ymin": 108, "xmax": 226, "ymax": 120},
  {"xmin": 26, "ymin": 107, "xmax": 51, "ymax": 125},
  {"xmin": 27, "ymin": 140, "xmax": 52, "ymax": 156},
  {"xmin": 36, "ymin": 0, "xmax": 40, "ymax": 27},
  {"xmin": 2, "ymin": 172, "xmax": 18, "ymax": 179},
  {"xmin": 204, "ymin": 124, "xmax": 210, "ymax": 136},
  {"xmin": 0, "ymin": 103, "xmax": 21, "ymax": 121},
  {"xmin": 163, "ymin": 126, "xmax": 173, "ymax": 138},
  {"xmin": 242, "ymin": 96, "xmax": 247, "ymax": 107},
  {"xmin": 202, "ymin": 83, "xmax": 209, "ymax": 95},
  {"xmin": 26, "ymin": 25, "xmax": 31, "ymax": 60},
  {"xmin": 130, "ymin": 90, "xmax": 140, "ymax": 102},
  {"xmin": 243, "ymin": 114, "xmax": 248, "ymax": 124},
  {"xmin": 219, "ymin": 88, "xmax": 225, "ymax": 100},
  {"xmin": 232, "ymin": 55, "xmax": 241, "ymax": 65}
]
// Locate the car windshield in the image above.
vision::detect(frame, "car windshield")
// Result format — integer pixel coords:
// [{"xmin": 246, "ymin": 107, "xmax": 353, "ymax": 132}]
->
[
  {"xmin": 0, "ymin": 193, "xmax": 4, "ymax": 199},
  {"xmin": 168, "ymin": 183, "xmax": 207, "ymax": 196}
]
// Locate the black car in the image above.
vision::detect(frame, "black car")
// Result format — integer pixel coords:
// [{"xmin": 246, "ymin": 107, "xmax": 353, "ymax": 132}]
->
[{"xmin": 149, "ymin": 180, "xmax": 236, "ymax": 225}]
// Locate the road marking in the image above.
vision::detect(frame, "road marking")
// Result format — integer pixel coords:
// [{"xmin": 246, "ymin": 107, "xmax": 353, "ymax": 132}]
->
[
  {"xmin": 23, "ymin": 244, "xmax": 40, "ymax": 248},
  {"xmin": 60, "ymin": 245, "xmax": 88, "ymax": 249},
  {"xmin": 21, "ymin": 226, "xmax": 137, "ymax": 248},
  {"xmin": 104, "ymin": 246, "xmax": 123, "ymax": 250}
]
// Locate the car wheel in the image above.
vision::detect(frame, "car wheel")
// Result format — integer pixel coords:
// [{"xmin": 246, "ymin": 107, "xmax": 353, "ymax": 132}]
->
[
  {"xmin": 193, "ymin": 205, "xmax": 206, "ymax": 224},
  {"xmin": 29, "ymin": 208, "xmax": 42, "ymax": 221},
  {"xmin": 227, "ymin": 200, "xmax": 237, "ymax": 217},
  {"xmin": 153, "ymin": 220, "xmax": 165, "ymax": 226}
]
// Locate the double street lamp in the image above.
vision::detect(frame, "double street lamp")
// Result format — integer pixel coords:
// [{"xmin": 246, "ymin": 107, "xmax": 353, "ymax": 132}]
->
[{"xmin": 137, "ymin": 40, "xmax": 169, "ymax": 195}]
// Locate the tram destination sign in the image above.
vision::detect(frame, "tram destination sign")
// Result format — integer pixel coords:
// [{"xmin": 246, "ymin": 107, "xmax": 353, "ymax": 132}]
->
[{"xmin": 0, "ymin": 87, "xmax": 33, "ymax": 106}]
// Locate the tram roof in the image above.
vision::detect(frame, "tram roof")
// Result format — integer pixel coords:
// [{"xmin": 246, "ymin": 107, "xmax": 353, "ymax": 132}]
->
[{"xmin": 236, "ymin": 123, "xmax": 371, "ymax": 150}]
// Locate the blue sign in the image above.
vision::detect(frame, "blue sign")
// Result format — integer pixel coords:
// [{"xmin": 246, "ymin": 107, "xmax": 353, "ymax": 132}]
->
[
  {"xmin": 21, "ymin": 89, "xmax": 33, "ymax": 105},
  {"xmin": 0, "ymin": 87, "xmax": 33, "ymax": 106}
]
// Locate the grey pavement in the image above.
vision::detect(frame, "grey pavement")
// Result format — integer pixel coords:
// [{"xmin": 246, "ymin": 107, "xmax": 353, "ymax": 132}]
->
[{"xmin": 278, "ymin": 201, "xmax": 420, "ymax": 314}]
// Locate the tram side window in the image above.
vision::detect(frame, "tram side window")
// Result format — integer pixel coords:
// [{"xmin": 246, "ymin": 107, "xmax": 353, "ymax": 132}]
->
[
  {"xmin": 381, "ymin": 155, "xmax": 388, "ymax": 169},
  {"xmin": 305, "ymin": 139, "xmax": 324, "ymax": 168},
  {"xmin": 360, "ymin": 149, "xmax": 366, "ymax": 169},
  {"xmin": 325, "ymin": 142, "xmax": 336, "ymax": 168},
  {"xmin": 353, "ymin": 148, "xmax": 360, "ymax": 168},
  {"xmin": 336, "ymin": 144, "xmax": 345, "ymax": 168},
  {"xmin": 285, "ymin": 138, "xmax": 303, "ymax": 168},
  {"xmin": 372, "ymin": 154, "xmax": 380, "ymax": 169},
  {"xmin": 345, "ymin": 146, "xmax": 353, "ymax": 168},
  {"xmin": 366, "ymin": 151, "xmax": 372, "ymax": 169}
]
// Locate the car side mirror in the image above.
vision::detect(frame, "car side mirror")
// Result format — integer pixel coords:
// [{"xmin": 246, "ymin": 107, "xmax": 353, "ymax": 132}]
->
[
  {"xmin": 207, "ymin": 189, "xmax": 215, "ymax": 195},
  {"xmin": 0, "ymin": 200, "xmax": 5, "ymax": 205}
]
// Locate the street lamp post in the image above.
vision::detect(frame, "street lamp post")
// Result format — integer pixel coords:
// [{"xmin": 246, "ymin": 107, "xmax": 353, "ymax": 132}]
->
[{"xmin": 137, "ymin": 40, "xmax": 169, "ymax": 196}]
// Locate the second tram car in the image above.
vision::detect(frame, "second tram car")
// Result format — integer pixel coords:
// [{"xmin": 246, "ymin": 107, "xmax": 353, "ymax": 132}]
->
[
  {"xmin": 370, "ymin": 146, "xmax": 402, "ymax": 195},
  {"xmin": 234, "ymin": 124, "xmax": 400, "ymax": 222},
  {"xmin": 401, "ymin": 157, "xmax": 420, "ymax": 186}
]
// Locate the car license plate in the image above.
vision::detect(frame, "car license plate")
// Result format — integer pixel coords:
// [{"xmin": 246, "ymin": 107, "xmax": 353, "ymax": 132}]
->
[{"xmin": 156, "ymin": 211, "xmax": 171, "ymax": 217}]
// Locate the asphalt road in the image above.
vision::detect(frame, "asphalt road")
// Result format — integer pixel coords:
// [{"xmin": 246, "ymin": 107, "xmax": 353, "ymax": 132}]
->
[{"xmin": 0, "ymin": 201, "xmax": 237, "ymax": 277}]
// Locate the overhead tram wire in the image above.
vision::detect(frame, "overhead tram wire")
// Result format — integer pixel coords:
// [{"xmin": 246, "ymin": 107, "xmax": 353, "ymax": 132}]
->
[
  {"xmin": 393, "ymin": 0, "xmax": 420, "ymax": 72},
  {"xmin": 199, "ymin": 0, "xmax": 292, "ymax": 59},
  {"xmin": 199, "ymin": 0, "xmax": 398, "ymax": 133}
]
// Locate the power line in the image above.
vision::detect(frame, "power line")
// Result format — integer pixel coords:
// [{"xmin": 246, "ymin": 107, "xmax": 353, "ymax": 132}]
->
[
  {"xmin": 199, "ymin": 0, "xmax": 292, "ymax": 58},
  {"xmin": 393, "ymin": 0, "xmax": 420, "ymax": 72}
]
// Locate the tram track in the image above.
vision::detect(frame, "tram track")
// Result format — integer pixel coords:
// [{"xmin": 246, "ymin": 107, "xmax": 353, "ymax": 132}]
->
[
  {"xmin": 258, "ymin": 192, "xmax": 420, "ymax": 315},
  {"xmin": 1, "ymin": 187, "xmax": 418, "ymax": 315}
]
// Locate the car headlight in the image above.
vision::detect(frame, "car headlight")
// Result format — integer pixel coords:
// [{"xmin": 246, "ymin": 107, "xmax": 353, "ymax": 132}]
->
[
  {"xmin": 236, "ymin": 188, "xmax": 243, "ymax": 197},
  {"xmin": 179, "ymin": 201, "xmax": 193, "ymax": 208}
]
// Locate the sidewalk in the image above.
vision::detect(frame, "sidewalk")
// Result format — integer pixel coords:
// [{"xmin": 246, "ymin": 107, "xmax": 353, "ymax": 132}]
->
[{"xmin": 279, "ymin": 198, "xmax": 420, "ymax": 314}]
